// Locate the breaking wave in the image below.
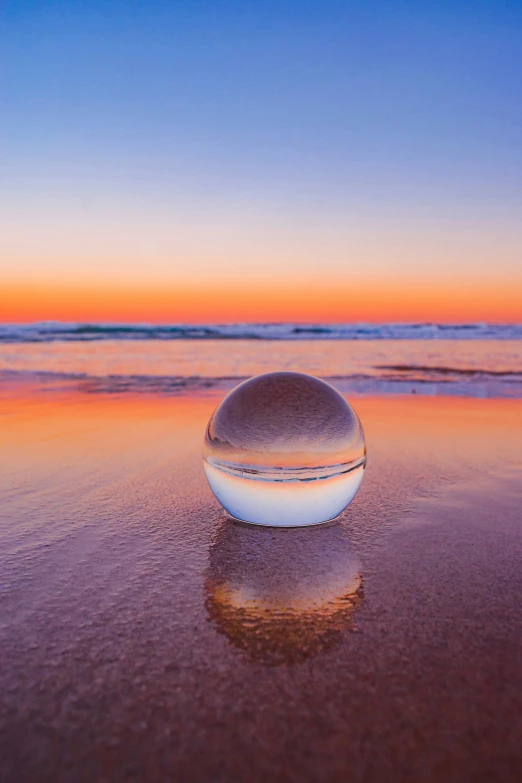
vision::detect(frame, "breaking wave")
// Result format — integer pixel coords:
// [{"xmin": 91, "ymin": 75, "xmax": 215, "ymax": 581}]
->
[{"xmin": 1, "ymin": 322, "xmax": 521, "ymax": 343}]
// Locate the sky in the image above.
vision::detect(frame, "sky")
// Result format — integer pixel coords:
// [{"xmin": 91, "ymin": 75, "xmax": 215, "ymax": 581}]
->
[{"xmin": 1, "ymin": 0, "xmax": 521, "ymax": 323}]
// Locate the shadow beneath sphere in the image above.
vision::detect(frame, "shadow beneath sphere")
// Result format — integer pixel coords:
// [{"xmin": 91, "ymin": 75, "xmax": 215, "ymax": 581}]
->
[{"xmin": 205, "ymin": 518, "xmax": 363, "ymax": 666}]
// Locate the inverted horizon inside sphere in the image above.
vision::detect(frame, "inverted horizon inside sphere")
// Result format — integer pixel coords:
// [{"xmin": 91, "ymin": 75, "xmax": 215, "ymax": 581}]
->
[{"xmin": 203, "ymin": 372, "xmax": 366, "ymax": 527}]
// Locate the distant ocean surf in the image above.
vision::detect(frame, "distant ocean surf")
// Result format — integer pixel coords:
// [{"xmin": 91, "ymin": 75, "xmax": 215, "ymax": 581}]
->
[
  {"xmin": 1, "ymin": 322, "xmax": 522, "ymax": 343},
  {"xmin": 1, "ymin": 323, "xmax": 521, "ymax": 399}
]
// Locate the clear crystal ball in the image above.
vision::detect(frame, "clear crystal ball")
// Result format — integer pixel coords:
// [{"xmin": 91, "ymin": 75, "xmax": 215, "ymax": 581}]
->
[{"xmin": 203, "ymin": 372, "xmax": 366, "ymax": 526}]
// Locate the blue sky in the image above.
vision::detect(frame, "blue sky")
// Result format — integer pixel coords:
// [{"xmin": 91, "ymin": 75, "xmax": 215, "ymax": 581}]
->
[
  {"xmin": 5, "ymin": 1, "xmax": 521, "ymax": 197},
  {"xmin": 1, "ymin": 0, "xmax": 521, "ymax": 321}
]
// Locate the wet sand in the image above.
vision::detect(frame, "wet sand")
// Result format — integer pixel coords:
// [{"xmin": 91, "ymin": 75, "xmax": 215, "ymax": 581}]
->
[{"xmin": 1, "ymin": 390, "xmax": 522, "ymax": 782}]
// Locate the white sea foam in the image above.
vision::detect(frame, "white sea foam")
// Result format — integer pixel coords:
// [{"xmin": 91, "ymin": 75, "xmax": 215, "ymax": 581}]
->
[{"xmin": 1, "ymin": 321, "xmax": 522, "ymax": 343}]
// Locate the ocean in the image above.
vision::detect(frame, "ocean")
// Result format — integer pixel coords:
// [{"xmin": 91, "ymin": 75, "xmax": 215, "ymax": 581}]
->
[{"xmin": 1, "ymin": 322, "xmax": 521, "ymax": 398}]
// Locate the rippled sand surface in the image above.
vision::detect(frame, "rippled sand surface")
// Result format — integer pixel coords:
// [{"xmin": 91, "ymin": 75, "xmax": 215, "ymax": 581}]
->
[{"xmin": 1, "ymin": 388, "xmax": 522, "ymax": 782}]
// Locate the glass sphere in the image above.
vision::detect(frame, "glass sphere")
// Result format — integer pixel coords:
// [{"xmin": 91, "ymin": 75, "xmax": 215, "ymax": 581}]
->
[{"xmin": 203, "ymin": 371, "xmax": 366, "ymax": 527}]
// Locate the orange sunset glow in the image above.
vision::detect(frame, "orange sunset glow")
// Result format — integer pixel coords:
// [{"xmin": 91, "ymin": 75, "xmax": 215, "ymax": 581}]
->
[
  {"xmin": 2, "ymin": 278, "xmax": 521, "ymax": 324},
  {"xmin": 3, "ymin": 0, "xmax": 522, "ymax": 330}
]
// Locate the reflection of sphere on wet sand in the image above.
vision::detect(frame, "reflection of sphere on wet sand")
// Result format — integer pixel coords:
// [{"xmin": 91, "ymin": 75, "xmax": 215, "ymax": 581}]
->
[{"xmin": 205, "ymin": 519, "xmax": 363, "ymax": 666}]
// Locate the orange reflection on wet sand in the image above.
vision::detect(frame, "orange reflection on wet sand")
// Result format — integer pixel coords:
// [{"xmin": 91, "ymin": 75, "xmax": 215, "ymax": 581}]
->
[{"xmin": 2, "ymin": 391, "xmax": 522, "ymax": 481}]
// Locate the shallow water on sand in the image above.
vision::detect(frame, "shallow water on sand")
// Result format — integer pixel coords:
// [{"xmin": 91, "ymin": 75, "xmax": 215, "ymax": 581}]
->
[
  {"xmin": 1, "ymin": 387, "xmax": 522, "ymax": 781},
  {"xmin": 1, "ymin": 338, "xmax": 521, "ymax": 397}
]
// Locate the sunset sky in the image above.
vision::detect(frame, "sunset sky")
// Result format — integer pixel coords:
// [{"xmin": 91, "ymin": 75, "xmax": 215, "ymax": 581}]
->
[{"xmin": 2, "ymin": 0, "xmax": 521, "ymax": 323}]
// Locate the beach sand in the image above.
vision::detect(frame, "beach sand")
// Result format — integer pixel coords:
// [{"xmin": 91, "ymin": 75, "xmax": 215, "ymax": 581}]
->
[{"xmin": 1, "ymin": 388, "xmax": 522, "ymax": 782}]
